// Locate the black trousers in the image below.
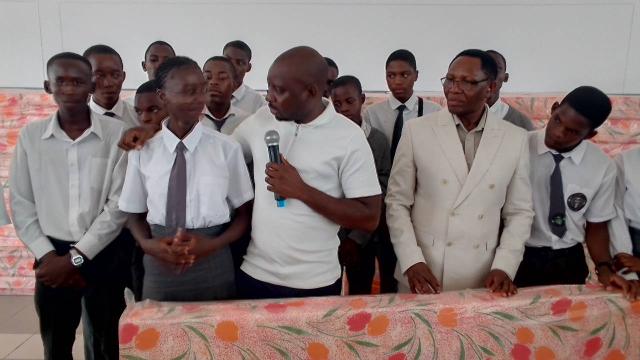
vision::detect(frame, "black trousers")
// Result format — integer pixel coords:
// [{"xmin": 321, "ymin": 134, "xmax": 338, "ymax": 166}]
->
[
  {"xmin": 35, "ymin": 235, "xmax": 127, "ymax": 360},
  {"xmin": 237, "ymin": 270, "xmax": 341, "ymax": 299},
  {"xmin": 344, "ymin": 238, "xmax": 398, "ymax": 295},
  {"xmin": 514, "ymin": 243, "xmax": 589, "ymax": 287}
]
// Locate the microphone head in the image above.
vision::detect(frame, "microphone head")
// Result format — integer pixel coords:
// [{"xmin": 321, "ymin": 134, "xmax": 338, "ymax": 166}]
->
[{"xmin": 264, "ymin": 130, "xmax": 280, "ymax": 146}]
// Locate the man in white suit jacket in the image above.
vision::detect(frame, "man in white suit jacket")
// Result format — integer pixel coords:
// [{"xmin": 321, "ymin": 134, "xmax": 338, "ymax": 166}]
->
[{"xmin": 386, "ymin": 49, "xmax": 534, "ymax": 295}]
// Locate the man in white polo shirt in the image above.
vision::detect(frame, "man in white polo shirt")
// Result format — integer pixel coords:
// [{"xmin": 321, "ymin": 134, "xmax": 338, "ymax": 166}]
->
[{"xmin": 233, "ymin": 46, "xmax": 382, "ymax": 298}]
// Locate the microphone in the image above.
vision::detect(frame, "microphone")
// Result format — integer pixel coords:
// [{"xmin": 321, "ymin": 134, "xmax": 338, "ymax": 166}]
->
[{"xmin": 264, "ymin": 130, "xmax": 286, "ymax": 208}]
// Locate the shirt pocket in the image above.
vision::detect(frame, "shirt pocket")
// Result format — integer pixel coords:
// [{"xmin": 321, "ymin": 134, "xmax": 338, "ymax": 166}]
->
[{"xmin": 565, "ymin": 183, "xmax": 592, "ymax": 218}]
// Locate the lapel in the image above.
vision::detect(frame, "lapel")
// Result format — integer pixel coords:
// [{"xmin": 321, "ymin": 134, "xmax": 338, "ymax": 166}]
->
[
  {"xmin": 453, "ymin": 113, "xmax": 505, "ymax": 208},
  {"xmin": 432, "ymin": 110, "xmax": 469, "ymax": 186}
]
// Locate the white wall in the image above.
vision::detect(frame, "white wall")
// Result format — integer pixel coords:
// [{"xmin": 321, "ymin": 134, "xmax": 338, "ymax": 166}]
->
[{"xmin": 2, "ymin": 0, "xmax": 640, "ymax": 94}]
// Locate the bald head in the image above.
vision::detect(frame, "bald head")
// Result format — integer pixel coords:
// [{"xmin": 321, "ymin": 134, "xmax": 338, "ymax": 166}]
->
[
  {"xmin": 266, "ymin": 46, "xmax": 329, "ymax": 123},
  {"xmin": 272, "ymin": 46, "xmax": 328, "ymax": 90}
]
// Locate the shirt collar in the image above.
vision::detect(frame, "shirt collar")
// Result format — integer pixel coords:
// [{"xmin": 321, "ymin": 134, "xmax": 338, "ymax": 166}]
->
[
  {"xmin": 232, "ymin": 83, "xmax": 247, "ymax": 101},
  {"xmin": 202, "ymin": 104, "xmax": 239, "ymax": 121},
  {"xmin": 89, "ymin": 97, "xmax": 124, "ymax": 118},
  {"xmin": 299, "ymin": 98, "xmax": 336, "ymax": 128},
  {"xmin": 388, "ymin": 93, "xmax": 418, "ymax": 112},
  {"xmin": 452, "ymin": 105, "xmax": 489, "ymax": 133},
  {"xmin": 535, "ymin": 129, "xmax": 587, "ymax": 165},
  {"xmin": 489, "ymin": 99, "xmax": 509, "ymax": 117},
  {"xmin": 42, "ymin": 111, "xmax": 104, "ymax": 141},
  {"xmin": 161, "ymin": 119, "xmax": 203, "ymax": 153}
]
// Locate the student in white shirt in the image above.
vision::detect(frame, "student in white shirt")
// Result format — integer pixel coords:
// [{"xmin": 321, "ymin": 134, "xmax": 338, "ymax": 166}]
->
[
  {"xmin": 10, "ymin": 52, "xmax": 128, "ymax": 360},
  {"xmin": 514, "ymin": 86, "xmax": 638, "ymax": 300},
  {"xmin": 611, "ymin": 147, "xmax": 640, "ymax": 274},
  {"xmin": 83, "ymin": 44, "xmax": 140, "ymax": 128},
  {"xmin": 119, "ymin": 57, "xmax": 254, "ymax": 301},
  {"xmin": 223, "ymin": 40, "xmax": 267, "ymax": 114},
  {"xmin": 202, "ymin": 56, "xmax": 251, "ymax": 135},
  {"xmin": 141, "ymin": 40, "xmax": 175, "ymax": 81},
  {"xmin": 233, "ymin": 46, "xmax": 382, "ymax": 299},
  {"xmin": 485, "ymin": 50, "xmax": 535, "ymax": 131},
  {"xmin": 363, "ymin": 49, "xmax": 440, "ymax": 162}
]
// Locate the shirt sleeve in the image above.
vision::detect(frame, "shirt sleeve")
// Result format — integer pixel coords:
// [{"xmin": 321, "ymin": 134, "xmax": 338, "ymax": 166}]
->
[
  {"xmin": 75, "ymin": 145, "xmax": 129, "ymax": 259},
  {"xmin": 118, "ymin": 150, "xmax": 148, "ymax": 214},
  {"xmin": 9, "ymin": 128, "xmax": 55, "ymax": 260},
  {"xmin": 340, "ymin": 131, "xmax": 382, "ymax": 199},
  {"xmin": 585, "ymin": 160, "xmax": 617, "ymax": 223},
  {"xmin": 225, "ymin": 142, "xmax": 255, "ymax": 209},
  {"xmin": 231, "ymin": 117, "xmax": 254, "ymax": 164}
]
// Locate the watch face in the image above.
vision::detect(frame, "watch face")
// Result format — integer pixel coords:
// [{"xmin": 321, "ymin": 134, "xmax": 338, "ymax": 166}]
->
[{"xmin": 72, "ymin": 256, "xmax": 84, "ymax": 266}]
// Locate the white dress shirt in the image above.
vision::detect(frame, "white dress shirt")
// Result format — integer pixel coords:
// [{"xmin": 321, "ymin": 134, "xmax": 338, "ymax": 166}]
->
[
  {"xmin": 89, "ymin": 97, "xmax": 140, "ymax": 129},
  {"xmin": 201, "ymin": 104, "xmax": 251, "ymax": 135},
  {"xmin": 527, "ymin": 130, "xmax": 616, "ymax": 249},
  {"xmin": 231, "ymin": 84, "xmax": 266, "ymax": 115},
  {"xmin": 119, "ymin": 120, "xmax": 254, "ymax": 228},
  {"xmin": 363, "ymin": 93, "xmax": 441, "ymax": 146},
  {"xmin": 10, "ymin": 112, "xmax": 128, "ymax": 260},
  {"xmin": 233, "ymin": 101, "xmax": 381, "ymax": 289}
]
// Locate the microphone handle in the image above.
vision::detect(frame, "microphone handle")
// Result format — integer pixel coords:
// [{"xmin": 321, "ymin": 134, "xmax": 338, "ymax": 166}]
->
[{"xmin": 267, "ymin": 145, "xmax": 285, "ymax": 201}]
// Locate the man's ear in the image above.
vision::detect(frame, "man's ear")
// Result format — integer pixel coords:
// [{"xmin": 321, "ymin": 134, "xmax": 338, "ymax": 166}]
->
[
  {"xmin": 157, "ymin": 88, "xmax": 166, "ymax": 104},
  {"xmin": 551, "ymin": 101, "xmax": 560, "ymax": 113},
  {"xmin": 44, "ymin": 80, "xmax": 52, "ymax": 94},
  {"xmin": 246, "ymin": 62, "xmax": 252, "ymax": 73},
  {"xmin": 360, "ymin": 93, "xmax": 366, "ymax": 105},
  {"xmin": 90, "ymin": 80, "xmax": 96, "ymax": 95},
  {"xmin": 504, "ymin": 72, "xmax": 510, "ymax": 83},
  {"xmin": 141, "ymin": 61, "xmax": 147, "ymax": 72},
  {"xmin": 122, "ymin": 71, "xmax": 127, "ymax": 83},
  {"xmin": 415, "ymin": 69, "xmax": 419, "ymax": 81},
  {"xmin": 585, "ymin": 130, "xmax": 598, "ymax": 140}
]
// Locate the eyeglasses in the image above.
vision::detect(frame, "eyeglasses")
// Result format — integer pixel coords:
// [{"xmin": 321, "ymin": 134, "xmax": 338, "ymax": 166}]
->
[{"xmin": 440, "ymin": 77, "xmax": 489, "ymax": 91}]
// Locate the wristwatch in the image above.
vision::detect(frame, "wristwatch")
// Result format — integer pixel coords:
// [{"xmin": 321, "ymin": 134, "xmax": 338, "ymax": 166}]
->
[{"xmin": 69, "ymin": 248, "xmax": 84, "ymax": 268}]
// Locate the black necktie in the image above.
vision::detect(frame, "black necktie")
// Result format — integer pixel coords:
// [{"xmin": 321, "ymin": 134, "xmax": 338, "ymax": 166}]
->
[
  {"xmin": 549, "ymin": 153, "xmax": 567, "ymax": 238},
  {"xmin": 104, "ymin": 111, "xmax": 117, "ymax": 118},
  {"xmin": 390, "ymin": 104, "xmax": 407, "ymax": 161},
  {"xmin": 204, "ymin": 113, "xmax": 225, "ymax": 132}
]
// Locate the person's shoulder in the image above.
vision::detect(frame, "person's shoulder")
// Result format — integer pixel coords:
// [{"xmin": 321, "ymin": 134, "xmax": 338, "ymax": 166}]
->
[
  {"xmin": 491, "ymin": 112, "xmax": 527, "ymax": 136},
  {"xmin": 619, "ymin": 146, "xmax": 640, "ymax": 161},
  {"xmin": 406, "ymin": 108, "xmax": 444, "ymax": 129},
  {"xmin": 419, "ymin": 98, "xmax": 442, "ymax": 111},
  {"xmin": 364, "ymin": 98, "xmax": 388, "ymax": 114},
  {"xmin": 583, "ymin": 140, "xmax": 612, "ymax": 168}
]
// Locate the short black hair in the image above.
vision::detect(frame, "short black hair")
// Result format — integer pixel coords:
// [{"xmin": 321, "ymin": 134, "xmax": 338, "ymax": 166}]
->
[
  {"xmin": 46, "ymin": 52, "xmax": 92, "ymax": 77},
  {"xmin": 136, "ymin": 80, "xmax": 158, "ymax": 95},
  {"xmin": 82, "ymin": 44, "xmax": 123, "ymax": 68},
  {"xmin": 330, "ymin": 75, "xmax": 363, "ymax": 95},
  {"xmin": 203, "ymin": 56, "xmax": 238, "ymax": 80},
  {"xmin": 386, "ymin": 49, "xmax": 417, "ymax": 71},
  {"xmin": 324, "ymin": 57, "xmax": 339, "ymax": 72},
  {"xmin": 154, "ymin": 56, "xmax": 200, "ymax": 89},
  {"xmin": 486, "ymin": 49, "xmax": 507, "ymax": 69},
  {"xmin": 223, "ymin": 40, "xmax": 252, "ymax": 60},
  {"xmin": 450, "ymin": 49, "xmax": 498, "ymax": 81},
  {"xmin": 144, "ymin": 40, "xmax": 175, "ymax": 59},
  {"xmin": 560, "ymin": 86, "xmax": 612, "ymax": 129}
]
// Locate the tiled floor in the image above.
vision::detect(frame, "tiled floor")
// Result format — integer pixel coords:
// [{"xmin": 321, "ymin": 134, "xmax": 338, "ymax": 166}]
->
[{"xmin": 0, "ymin": 296, "xmax": 85, "ymax": 360}]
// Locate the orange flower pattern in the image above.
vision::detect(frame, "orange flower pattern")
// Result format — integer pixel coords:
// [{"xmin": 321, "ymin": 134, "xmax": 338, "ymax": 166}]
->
[{"xmin": 118, "ymin": 285, "xmax": 640, "ymax": 359}]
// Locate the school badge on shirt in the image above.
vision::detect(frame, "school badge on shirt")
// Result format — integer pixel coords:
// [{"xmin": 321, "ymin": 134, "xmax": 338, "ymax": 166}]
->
[{"xmin": 567, "ymin": 193, "xmax": 587, "ymax": 211}]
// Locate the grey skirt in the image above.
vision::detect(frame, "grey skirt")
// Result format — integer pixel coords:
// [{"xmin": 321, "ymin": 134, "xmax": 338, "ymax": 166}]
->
[{"xmin": 142, "ymin": 224, "xmax": 236, "ymax": 302}]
